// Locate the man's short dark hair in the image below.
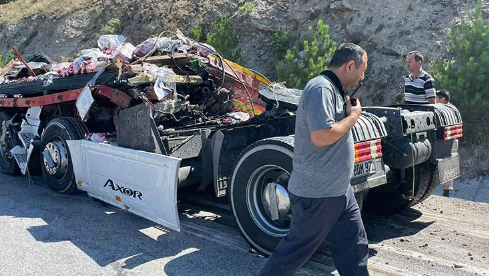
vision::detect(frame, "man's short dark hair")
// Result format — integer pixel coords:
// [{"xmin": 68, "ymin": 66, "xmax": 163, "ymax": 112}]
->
[
  {"xmin": 408, "ymin": 51, "xmax": 424, "ymax": 63},
  {"xmin": 436, "ymin": 89, "xmax": 450, "ymax": 102},
  {"xmin": 329, "ymin": 43, "xmax": 366, "ymax": 68}
]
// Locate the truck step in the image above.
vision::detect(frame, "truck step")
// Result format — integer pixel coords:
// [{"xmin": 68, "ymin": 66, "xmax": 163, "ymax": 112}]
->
[
  {"xmin": 10, "ymin": 146, "xmax": 27, "ymax": 174},
  {"xmin": 19, "ymin": 132, "xmax": 35, "ymax": 149}
]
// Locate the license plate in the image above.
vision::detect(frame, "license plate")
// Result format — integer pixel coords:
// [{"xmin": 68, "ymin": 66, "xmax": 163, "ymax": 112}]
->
[{"xmin": 353, "ymin": 160, "xmax": 376, "ymax": 178}]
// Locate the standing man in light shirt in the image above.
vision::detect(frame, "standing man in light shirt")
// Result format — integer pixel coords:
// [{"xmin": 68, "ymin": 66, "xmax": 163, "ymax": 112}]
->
[
  {"xmin": 259, "ymin": 43, "xmax": 369, "ymax": 276},
  {"xmin": 403, "ymin": 51, "xmax": 437, "ymax": 104}
]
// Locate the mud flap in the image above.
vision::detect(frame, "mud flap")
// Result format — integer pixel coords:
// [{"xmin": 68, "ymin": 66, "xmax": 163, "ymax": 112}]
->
[
  {"xmin": 437, "ymin": 154, "xmax": 460, "ymax": 183},
  {"xmin": 67, "ymin": 140, "xmax": 182, "ymax": 231}
]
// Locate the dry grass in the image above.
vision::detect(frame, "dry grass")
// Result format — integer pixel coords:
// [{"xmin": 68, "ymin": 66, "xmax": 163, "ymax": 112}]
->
[{"xmin": 0, "ymin": 0, "xmax": 88, "ymax": 24}]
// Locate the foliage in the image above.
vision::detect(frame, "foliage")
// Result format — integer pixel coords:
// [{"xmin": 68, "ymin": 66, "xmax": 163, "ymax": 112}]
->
[
  {"xmin": 238, "ymin": 1, "xmax": 256, "ymax": 13},
  {"xmin": 0, "ymin": 0, "xmax": 87, "ymax": 25},
  {"xmin": 0, "ymin": 50, "xmax": 15, "ymax": 68},
  {"xmin": 190, "ymin": 25, "xmax": 204, "ymax": 42},
  {"xmin": 277, "ymin": 20, "xmax": 337, "ymax": 89},
  {"xmin": 101, "ymin": 18, "xmax": 122, "ymax": 35},
  {"xmin": 206, "ymin": 15, "xmax": 243, "ymax": 64},
  {"xmin": 432, "ymin": 0, "xmax": 489, "ymax": 144},
  {"xmin": 270, "ymin": 29, "xmax": 290, "ymax": 56},
  {"xmin": 0, "ymin": 0, "xmax": 14, "ymax": 4}
]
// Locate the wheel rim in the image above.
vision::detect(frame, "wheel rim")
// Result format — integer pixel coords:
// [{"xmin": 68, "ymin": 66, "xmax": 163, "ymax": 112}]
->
[
  {"xmin": 247, "ymin": 165, "xmax": 291, "ymax": 237},
  {"xmin": 0, "ymin": 126, "xmax": 14, "ymax": 165},
  {"xmin": 42, "ymin": 137, "xmax": 69, "ymax": 179}
]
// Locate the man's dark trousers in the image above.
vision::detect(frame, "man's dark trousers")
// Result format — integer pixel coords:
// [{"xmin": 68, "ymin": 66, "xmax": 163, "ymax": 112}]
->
[{"xmin": 259, "ymin": 186, "xmax": 369, "ymax": 276}]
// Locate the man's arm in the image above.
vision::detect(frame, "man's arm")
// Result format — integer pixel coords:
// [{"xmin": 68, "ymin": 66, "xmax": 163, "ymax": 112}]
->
[
  {"xmin": 310, "ymin": 96, "xmax": 362, "ymax": 148},
  {"xmin": 425, "ymin": 77, "xmax": 436, "ymax": 104}
]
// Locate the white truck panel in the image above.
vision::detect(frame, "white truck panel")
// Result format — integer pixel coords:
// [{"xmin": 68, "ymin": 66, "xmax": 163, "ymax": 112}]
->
[{"xmin": 67, "ymin": 140, "xmax": 181, "ymax": 231}]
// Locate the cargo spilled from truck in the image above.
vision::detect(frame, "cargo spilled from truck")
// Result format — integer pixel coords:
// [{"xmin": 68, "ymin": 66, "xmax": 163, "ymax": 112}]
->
[{"xmin": 0, "ymin": 29, "xmax": 462, "ymax": 257}]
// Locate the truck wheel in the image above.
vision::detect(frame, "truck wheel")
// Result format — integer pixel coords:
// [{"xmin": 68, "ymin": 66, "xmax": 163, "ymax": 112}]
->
[
  {"xmin": 230, "ymin": 136, "xmax": 294, "ymax": 256},
  {"xmin": 0, "ymin": 112, "xmax": 20, "ymax": 176},
  {"xmin": 411, "ymin": 163, "xmax": 439, "ymax": 205},
  {"xmin": 363, "ymin": 162, "xmax": 436, "ymax": 215},
  {"xmin": 40, "ymin": 117, "xmax": 87, "ymax": 194},
  {"xmin": 354, "ymin": 190, "xmax": 367, "ymax": 211}
]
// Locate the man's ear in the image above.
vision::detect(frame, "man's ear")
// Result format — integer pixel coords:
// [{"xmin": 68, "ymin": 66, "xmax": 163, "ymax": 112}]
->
[{"xmin": 346, "ymin": 60, "xmax": 355, "ymax": 73}]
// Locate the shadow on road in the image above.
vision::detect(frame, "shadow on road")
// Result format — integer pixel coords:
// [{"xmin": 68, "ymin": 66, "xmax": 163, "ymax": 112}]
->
[
  {"xmin": 362, "ymin": 209, "xmax": 434, "ymax": 244},
  {"xmin": 0, "ymin": 174, "xmax": 261, "ymax": 276}
]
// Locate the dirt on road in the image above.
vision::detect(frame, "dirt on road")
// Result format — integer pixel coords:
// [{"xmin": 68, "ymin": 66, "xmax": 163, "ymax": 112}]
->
[{"xmin": 0, "ymin": 174, "xmax": 488, "ymax": 276}]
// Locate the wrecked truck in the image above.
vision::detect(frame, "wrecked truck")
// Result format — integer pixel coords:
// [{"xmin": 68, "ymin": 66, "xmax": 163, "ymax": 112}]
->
[{"xmin": 0, "ymin": 33, "xmax": 463, "ymax": 255}]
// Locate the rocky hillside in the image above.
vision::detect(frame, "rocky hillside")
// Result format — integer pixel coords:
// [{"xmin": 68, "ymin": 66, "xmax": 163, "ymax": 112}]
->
[
  {"xmin": 1, "ymin": 0, "xmax": 488, "ymax": 176},
  {"xmin": 1, "ymin": 0, "xmax": 487, "ymax": 104}
]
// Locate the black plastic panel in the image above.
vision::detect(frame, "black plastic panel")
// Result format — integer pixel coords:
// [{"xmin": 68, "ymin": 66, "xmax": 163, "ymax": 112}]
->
[{"xmin": 352, "ymin": 111, "xmax": 388, "ymax": 142}]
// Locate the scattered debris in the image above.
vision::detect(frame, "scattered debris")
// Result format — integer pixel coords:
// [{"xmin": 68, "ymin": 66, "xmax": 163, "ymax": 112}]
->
[{"xmin": 0, "ymin": 30, "xmax": 280, "ymax": 132}]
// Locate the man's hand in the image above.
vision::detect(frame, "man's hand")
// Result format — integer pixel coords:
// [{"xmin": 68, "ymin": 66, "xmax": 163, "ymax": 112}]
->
[
  {"xmin": 310, "ymin": 96, "xmax": 363, "ymax": 148},
  {"xmin": 346, "ymin": 96, "xmax": 362, "ymax": 120}
]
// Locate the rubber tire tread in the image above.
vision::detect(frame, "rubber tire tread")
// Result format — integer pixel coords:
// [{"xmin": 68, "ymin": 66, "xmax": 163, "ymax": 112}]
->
[
  {"xmin": 230, "ymin": 136, "xmax": 295, "ymax": 256},
  {"xmin": 65, "ymin": 117, "xmax": 89, "ymax": 139},
  {"xmin": 0, "ymin": 112, "xmax": 20, "ymax": 176},
  {"xmin": 412, "ymin": 163, "xmax": 439, "ymax": 206},
  {"xmin": 354, "ymin": 191, "xmax": 366, "ymax": 212},
  {"xmin": 40, "ymin": 117, "xmax": 87, "ymax": 194},
  {"xmin": 364, "ymin": 162, "xmax": 434, "ymax": 215}
]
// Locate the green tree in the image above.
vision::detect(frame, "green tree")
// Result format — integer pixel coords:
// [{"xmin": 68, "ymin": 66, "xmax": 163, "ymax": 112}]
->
[
  {"xmin": 238, "ymin": 1, "xmax": 256, "ymax": 14},
  {"xmin": 190, "ymin": 25, "xmax": 204, "ymax": 42},
  {"xmin": 277, "ymin": 20, "xmax": 337, "ymax": 89},
  {"xmin": 206, "ymin": 16, "xmax": 243, "ymax": 64},
  {"xmin": 0, "ymin": 50, "xmax": 15, "ymax": 68},
  {"xmin": 432, "ymin": 0, "xmax": 489, "ymax": 144},
  {"xmin": 270, "ymin": 29, "xmax": 290, "ymax": 56},
  {"xmin": 101, "ymin": 18, "xmax": 122, "ymax": 35}
]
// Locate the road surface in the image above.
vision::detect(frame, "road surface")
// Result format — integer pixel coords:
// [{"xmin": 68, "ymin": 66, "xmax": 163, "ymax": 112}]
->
[{"xmin": 0, "ymin": 174, "xmax": 488, "ymax": 276}]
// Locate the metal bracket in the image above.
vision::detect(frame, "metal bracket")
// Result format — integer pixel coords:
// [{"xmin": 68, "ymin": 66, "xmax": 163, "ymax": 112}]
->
[
  {"xmin": 210, "ymin": 130, "xmax": 225, "ymax": 197},
  {"xmin": 13, "ymin": 107, "xmax": 42, "ymax": 175}
]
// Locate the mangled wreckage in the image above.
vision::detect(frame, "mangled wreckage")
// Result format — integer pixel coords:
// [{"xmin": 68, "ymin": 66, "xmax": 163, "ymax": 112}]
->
[{"xmin": 0, "ymin": 31, "xmax": 463, "ymax": 255}]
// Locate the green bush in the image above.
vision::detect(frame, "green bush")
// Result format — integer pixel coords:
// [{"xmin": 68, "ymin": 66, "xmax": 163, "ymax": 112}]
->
[
  {"xmin": 270, "ymin": 29, "xmax": 290, "ymax": 56},
  {"xmin": 277, "ymin": 20, "xmax": 337, "ymax": 89},
  {"xmin": 432, "ymin": 0, "xmax": 489, "ymax": 144},
  {"xmin": 0, "ymin": 50, "xmax": 15, "ymax": 68},
  {"xmin": 0, "ymin": 0, "xmax": 14, "ymax": 4},
  {"xmin": 238, "ymin": 1, "xmax": 256, "ymax": 13},
  {"xmin": 190, "ymin": 25, "xmax": 204, "ymax": 42},
  {"xmin": 101, "ymin": 18, "xmax": 122, "ymax": 35},
  {"xmin": 206, "ymin": 15, "xmax": 243, "ymax": 64}
]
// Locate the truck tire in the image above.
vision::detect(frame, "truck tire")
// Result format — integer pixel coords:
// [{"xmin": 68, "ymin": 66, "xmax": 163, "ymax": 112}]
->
[
  {"xmin": 0, "ymin": 112, "xmax": 20, "ymax": 176},
  {"xmin": 230, "ymin": 136, "xmax": 294, "ymax": 256},
  {"xmin": 363, "ymin": 162, "xmax": 436, "ymax": 215},
  {"xmin": 411, "ymin": 163, "xmax": 439, "ymax": 205},
  {"xmin": 40, "ymin": 117, "xmax": 88, "ymax": 194}
]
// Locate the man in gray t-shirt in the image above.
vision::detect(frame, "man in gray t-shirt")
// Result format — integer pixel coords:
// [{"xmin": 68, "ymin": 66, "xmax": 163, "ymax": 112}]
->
[{"xmin": 260, "ymin": 43, "xmax": 369, "ymax": 276}]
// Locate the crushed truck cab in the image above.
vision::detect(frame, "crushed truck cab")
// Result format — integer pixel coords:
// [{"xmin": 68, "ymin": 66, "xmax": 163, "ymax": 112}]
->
[{"xmin": 0, "ymin": 32, "xmax": 462, "ymax": 256}]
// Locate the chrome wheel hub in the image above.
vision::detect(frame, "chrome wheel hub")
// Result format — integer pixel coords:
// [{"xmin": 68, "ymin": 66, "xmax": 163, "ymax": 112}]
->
[
  {"xmin": 247, "ymin": 165, "xmax": 291, "ymax": 237},
  {"xmin": 43, "ymin": 140, "xmax": 68, "ymax": 177}
]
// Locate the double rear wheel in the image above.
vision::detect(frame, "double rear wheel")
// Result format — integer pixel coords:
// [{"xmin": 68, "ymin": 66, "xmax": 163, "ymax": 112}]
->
[
  {"xmin": 40, "ymin": 117, "xmax": 88, "ymax": 194},
  {"xmin": 230, "ymin": 137, "xmax": 295, "ymax": 256}
]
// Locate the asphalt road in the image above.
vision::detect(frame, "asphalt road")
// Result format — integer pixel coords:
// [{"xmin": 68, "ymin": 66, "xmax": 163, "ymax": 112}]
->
[{"xmin": 1, "ymin": 174, "xmax": 488, "ymax": 276}]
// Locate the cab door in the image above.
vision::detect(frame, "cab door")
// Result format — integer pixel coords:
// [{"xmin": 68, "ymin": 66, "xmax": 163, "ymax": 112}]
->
[{"xmin": 67, "ymin": 140, "xmax": 181, "ymax": 231}]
